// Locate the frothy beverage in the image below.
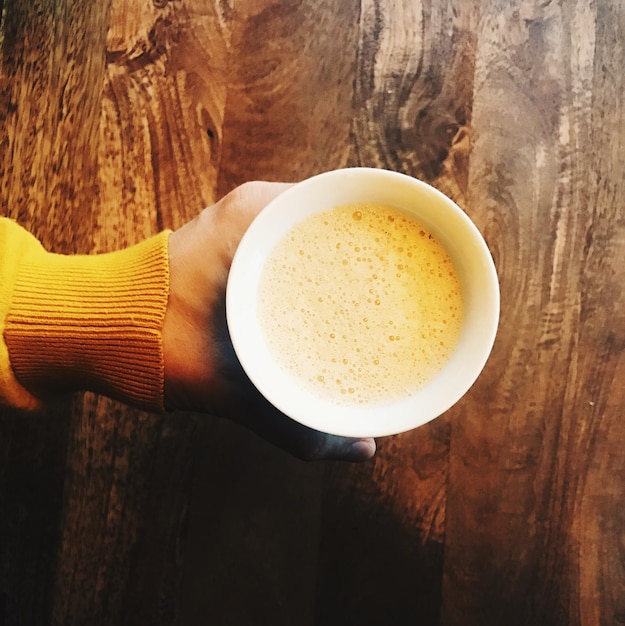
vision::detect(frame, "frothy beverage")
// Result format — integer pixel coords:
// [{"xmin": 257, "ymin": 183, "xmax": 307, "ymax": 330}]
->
[{"xmin": 257, "ymin": 203, "xmax": 464, "ymax": 406}]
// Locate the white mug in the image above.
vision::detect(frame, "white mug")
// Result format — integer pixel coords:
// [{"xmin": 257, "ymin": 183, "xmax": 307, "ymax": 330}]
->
[{"xmin": 226, "ymin": 168, "xmax": 500, "ymax": 438}]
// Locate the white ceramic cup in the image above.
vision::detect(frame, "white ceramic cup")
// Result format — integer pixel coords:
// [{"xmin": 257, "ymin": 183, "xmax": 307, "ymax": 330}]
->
[{"xmin": 226, "ymin": 168, "xmax": 499, "ymax": 438}]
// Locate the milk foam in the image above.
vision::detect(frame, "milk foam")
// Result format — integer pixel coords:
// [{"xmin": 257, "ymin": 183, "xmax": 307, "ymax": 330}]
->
[{"xmin": 257, "ymin": 203, "xmax": 464, "ymax": 406}]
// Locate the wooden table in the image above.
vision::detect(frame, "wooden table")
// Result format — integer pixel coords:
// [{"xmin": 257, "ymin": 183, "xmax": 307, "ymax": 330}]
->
[{"xmin": 1, "ymin": 2, "xmax": 624, "ymax": 625}]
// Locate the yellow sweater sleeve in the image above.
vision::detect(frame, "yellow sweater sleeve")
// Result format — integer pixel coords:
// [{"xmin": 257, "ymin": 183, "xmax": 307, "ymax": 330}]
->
[{"xmin": 0, "ymin": 217, "xmax": 170, "ymax": 413}]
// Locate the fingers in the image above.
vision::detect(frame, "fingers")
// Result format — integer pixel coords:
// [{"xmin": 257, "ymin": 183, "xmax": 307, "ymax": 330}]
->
[
  {"xmin": 225, "ymin": 389, "xmax": 377, "ymax": 463},
  {"xmin": 300, "ymin": 433, "xmax": 377, "ymax": 463}
]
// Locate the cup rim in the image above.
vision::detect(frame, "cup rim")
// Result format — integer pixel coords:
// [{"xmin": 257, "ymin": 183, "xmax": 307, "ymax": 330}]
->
[{"xmin": 226, "ymin": 168, "xmax": 500, "ymax": 438}]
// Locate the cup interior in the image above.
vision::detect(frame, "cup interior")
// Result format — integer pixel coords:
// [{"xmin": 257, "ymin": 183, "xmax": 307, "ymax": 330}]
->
[{"xmin": 226, "ymin": 168, "xmax": 500, "ymax": 438}]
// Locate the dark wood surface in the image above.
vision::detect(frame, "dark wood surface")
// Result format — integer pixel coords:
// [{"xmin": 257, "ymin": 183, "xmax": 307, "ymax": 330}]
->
[{"xmin": 1, "ymin": 1, "xmax": 624, "ymax": 625}]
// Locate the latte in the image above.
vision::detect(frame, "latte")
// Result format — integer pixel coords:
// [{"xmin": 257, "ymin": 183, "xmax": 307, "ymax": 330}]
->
[{"xmin": 257, "ymin": 203, "xmax": 463, "ymax": 406}]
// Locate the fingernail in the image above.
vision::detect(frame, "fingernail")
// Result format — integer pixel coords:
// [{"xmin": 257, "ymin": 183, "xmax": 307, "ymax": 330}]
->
[{"xmin": 347, "ymin": 438, "xmax": 376, "ymax": 462}]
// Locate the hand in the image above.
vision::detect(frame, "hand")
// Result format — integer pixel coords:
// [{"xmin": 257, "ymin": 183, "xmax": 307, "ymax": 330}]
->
[{"xmin": 162, "ymin": 182, "xmax": 376, "ymax": 462}]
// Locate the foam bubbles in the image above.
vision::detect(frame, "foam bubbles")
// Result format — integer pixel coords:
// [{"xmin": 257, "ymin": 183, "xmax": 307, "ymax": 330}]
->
[{"xmin": 257, "ymin": 203, "xmax": 464, "ymax": 406}]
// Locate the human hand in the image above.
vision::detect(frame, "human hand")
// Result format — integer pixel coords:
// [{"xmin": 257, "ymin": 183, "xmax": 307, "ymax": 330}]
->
[{"xmin": 162, "ymin": 182, "xmax": 376, "ymax": 462}]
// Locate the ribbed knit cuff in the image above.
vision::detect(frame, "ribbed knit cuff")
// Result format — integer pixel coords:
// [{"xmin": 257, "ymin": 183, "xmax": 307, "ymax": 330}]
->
[{"xmin": 4, "ymin": 231, "xmax": 171, "ymax": 413}]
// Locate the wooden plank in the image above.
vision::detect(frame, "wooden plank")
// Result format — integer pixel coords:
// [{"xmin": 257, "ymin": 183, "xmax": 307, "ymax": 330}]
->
[
  {"xmin": 315, "ymin": 2, "xmax": 477, "ymax": 624},
  {"xmin": 48, "ymin": 2, "xmax": 232, "ymax": 624},
  {"xmin": 574, "ymin": 6, "xmax": 625, "ymax": 623},
  {"xmin": 0, "ymin": 3, "xmax": 111, "ymax": 624},
  {"xmin": 177, "ymin": 2, "xmax": 362, "ymax": 624},
  {"xmin": 0, "ymin": 1, "xmax": 225, "ymax": 624},
  {"xmin": 442, "ymin": 1, "xmax": 625, "ymax": 624}
]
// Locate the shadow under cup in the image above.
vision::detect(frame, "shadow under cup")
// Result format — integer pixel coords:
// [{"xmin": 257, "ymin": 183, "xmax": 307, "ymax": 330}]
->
[{"xmin": 226, "ymin": 168, "xmax": 500, "ymax": 438}]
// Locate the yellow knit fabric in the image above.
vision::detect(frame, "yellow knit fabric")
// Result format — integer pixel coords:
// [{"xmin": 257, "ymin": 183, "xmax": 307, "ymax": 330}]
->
[
  {"xmin": 0, "ymin": 217, "xmax": 171, "ymax": 412},
  {"xmin": 0, "ymin": 219, "xmax": 43, "ymax": 410}
]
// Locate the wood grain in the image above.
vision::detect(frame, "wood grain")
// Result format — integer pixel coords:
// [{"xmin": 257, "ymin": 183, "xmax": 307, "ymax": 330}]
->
[
  {"xmin": 0, "ymin": 3, "xmax": 111, "ymax": 625},
  {"xmin": 178, "ymin": 3, "xmax": 361, "ymax": 624},
  {"xmin": 316, "ymin": 2, "xmax": 477, "ymax": 623},
  {"xmin": 443, "ymin": 2, "xmax": 625, "ymax": 625},
  {"xmin": 97, "ymin": 0, "xmax": 232, "ymax": 246},
  {"xmin": 217, "ymin": 0, "xmax": 360, "ymax": 192},
  {"xmin": 49, "ymin": 2, "xmax": 232, "ymax": 624},
  {"xmin": 1, "ymin": 1, "xmax": 625, "ymax": 625},
  {"xmin": 0, "ymin": 2, "xmax": 217, "ymax": 625},
  {"xmin": 348, "ymin": 1, "xmax": 476, "ymax": 197},
  {"xmin": 0, "ymin": 0, "xmax": 110, "ymax": 251}
]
